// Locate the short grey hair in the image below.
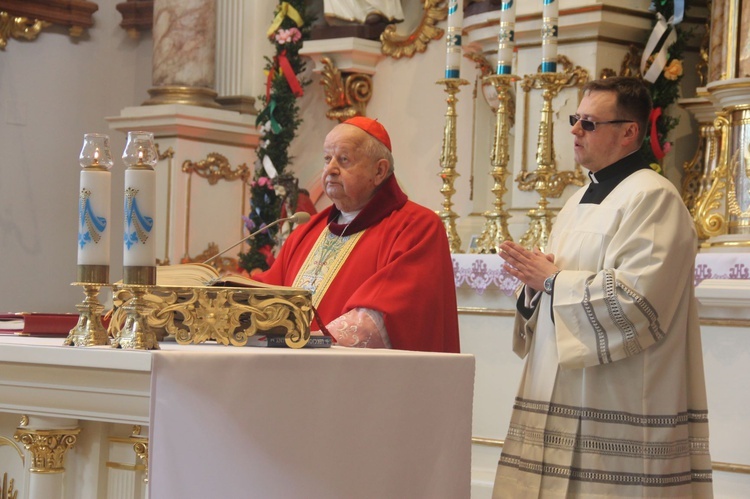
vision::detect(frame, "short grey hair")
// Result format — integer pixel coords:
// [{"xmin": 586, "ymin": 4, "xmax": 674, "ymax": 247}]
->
[{"xmin": 362, "ymin": 133, "xmax": 395, "ymax": 173}]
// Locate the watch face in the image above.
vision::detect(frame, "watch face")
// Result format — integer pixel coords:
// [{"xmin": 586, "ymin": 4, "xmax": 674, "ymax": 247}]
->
[{"xmin": 544, "ymin": 277, "xmax": 552, "ymax": 293}]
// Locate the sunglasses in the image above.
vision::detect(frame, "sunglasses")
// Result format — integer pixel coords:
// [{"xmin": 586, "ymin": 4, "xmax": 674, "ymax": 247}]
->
[{"xmin": 569, "ymin": 115, "xmax": 634, "ymax": 132}]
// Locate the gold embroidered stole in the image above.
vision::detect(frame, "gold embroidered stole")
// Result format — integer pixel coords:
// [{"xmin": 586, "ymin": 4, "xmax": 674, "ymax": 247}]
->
[{"xmin": 292, "ymin": 227, "xmax": 364, "ymax": 307}]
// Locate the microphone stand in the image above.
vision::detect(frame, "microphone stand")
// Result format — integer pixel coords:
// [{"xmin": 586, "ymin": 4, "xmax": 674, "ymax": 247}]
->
[{"xmin": 203, "ymin": 212, "xmax": 311, "ymax": 266}]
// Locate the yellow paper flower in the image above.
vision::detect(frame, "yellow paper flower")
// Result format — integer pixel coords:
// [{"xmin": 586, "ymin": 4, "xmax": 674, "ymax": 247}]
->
[{"xmin": 663, "ymin": 59, "xmax": 683, "ymax": 81}]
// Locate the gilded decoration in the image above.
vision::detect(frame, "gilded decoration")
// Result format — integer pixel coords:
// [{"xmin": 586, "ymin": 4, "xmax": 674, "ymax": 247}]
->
[
  {"xmin": 1, "ymin": 472, "xmax": 17, "ymax": 499},
  {"xmin": 694, "ymin": 114, "xmax": 729, "ymax": 239},
  {"xmin": 381, "ymin": 0, "xmax": 447, "ymax": 59},
  {"xmin": 320, "ymin": 57, "xmax": 373, "ymax": 121},
  {"xmin": 0, "ymin": 12, "xmax": 48, "ymax": 49},
  {"xmin": 14, "ymin": 427, "xmax": 80, "ymax": 474},
  {"xmin": 0, "ymin": 0, "xmax": 97, "ymax": 43},
  {"xmin": 0, "ymin": 435, "xmax": 22, "ymax": 499},
  {"xmin": 109, "ymin": 285, "xmax": 313, "ymax": 348},
  {"xmin": 181, "ymin": 153, "xmax": 251, "ymax": 268},
  {"xmin": 130, "ymin": 425, "xmax": 149, "ymax": 483}
]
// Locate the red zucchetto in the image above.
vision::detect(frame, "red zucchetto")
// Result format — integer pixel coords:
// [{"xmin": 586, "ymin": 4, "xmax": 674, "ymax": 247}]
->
[{"xmin": 342, "ymin": 116, "xmax": 392, "ymax": 152}]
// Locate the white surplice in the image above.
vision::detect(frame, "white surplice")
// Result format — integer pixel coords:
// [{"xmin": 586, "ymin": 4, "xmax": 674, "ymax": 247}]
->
[{"xmin": 494, "ymin": 168, "xmax": 713, "ymax": 498}]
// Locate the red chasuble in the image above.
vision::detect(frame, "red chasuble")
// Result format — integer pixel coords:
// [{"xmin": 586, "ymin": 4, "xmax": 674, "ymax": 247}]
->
[{"xmin": 253, "ymin": 174, "xmax": 460, "ymax": 353}]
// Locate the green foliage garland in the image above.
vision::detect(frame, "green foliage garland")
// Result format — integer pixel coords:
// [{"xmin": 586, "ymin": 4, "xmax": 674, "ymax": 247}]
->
[
  {"xmin": 641, "ymin": 0, "xmax": 689, "ymax": 167},
  {"xmin": 238, "ymin": 1, "xmax": 312, "ymax": 273}
]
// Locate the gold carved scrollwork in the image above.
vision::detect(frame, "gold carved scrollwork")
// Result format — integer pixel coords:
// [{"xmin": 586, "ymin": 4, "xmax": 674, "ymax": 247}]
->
[
  {"xmin": 110, "ymin": 285, "xmax": 313, "ymax": 348},
  {"xmin": 381, "ymin": 0, "xmax": 447, "ymax": 59},
  {"xmin": 0, "ymin": 435, "xmax": 22, "ymax": 499},
  {"xmin": 682, "ymin": 124, "xmax": 716, "ymax": 215},
  {"xmin": 14, "ymin": 427, "xmax": 80, "ymax": 474},
  {"xmin": 0, "ymin": 12, "xmax": 48, "ymax": 49},
  {"xmin": 694, "ymin": 114, "xmax": 729, "ymax": 239},
  {"xmin": 181, "ymin": 154, "xmax": 251, "ymax": 268},
  {"xmin": 181, "ymin": 153, "xmax": 250, "ymax": 186},
  {"xmin": 320, "ymin": 57, "xmax": 373, "ymax": 122}
]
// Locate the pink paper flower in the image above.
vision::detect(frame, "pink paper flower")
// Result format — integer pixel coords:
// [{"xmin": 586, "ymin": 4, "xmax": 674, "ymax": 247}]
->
[{"xmin": 275, "ymin": 28, "xmax": 301, "ymax": 45}]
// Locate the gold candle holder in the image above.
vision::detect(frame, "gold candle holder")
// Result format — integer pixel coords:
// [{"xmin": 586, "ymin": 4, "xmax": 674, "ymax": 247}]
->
[
  {"xmin": 472, "ymin": 74, "xmax": 518, "ymax": 254},
  {"xmin": 517, "ymin": 59, "xmax": 588, "ymax": 250},
  {"xmin": 112, "ymin": 285, "xmax": 160, "ymax": 350},
  {"xmin": 64, "ymin": 280, "xmax": 110, "ymax": 347},
  {"xmin": 436, "ymin": 77, "xmax": 469, "ymax": 253}
]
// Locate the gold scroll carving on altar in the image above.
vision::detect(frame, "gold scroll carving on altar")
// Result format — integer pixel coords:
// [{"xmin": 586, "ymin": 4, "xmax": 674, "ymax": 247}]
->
[{"xmin": 109, "ymin": 285, "xmax": 313, "ymax": 348}]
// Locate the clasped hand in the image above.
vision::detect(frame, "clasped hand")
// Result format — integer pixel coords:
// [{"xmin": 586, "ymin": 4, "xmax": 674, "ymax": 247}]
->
[{"xmin": 498, "ymin": 241, "xmax": 559, "ymax": 293}]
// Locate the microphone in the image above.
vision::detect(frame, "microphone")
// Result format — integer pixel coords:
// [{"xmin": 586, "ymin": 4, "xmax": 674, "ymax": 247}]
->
[{"xmin": 202, "ymin": 211, "xmax": 311, "ymax": 265}]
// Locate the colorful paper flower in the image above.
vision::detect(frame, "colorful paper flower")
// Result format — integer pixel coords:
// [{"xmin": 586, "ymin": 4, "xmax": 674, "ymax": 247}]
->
[{"xmin": 663, "ymin": 59, "xmax": 683, "ymax": 81}]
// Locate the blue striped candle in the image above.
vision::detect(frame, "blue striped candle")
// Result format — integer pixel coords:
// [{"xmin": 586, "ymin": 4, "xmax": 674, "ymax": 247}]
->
[
  {"xmin": 541, "ymin": 0, "xmax": 558, "ymax": 73},
  {"xmin": 497, "ymin": 0, "xmax": 516, "ymax": 75},
  {"xmin": 445, "ymin": 0, "xmax": 463, "ymax": 78}
]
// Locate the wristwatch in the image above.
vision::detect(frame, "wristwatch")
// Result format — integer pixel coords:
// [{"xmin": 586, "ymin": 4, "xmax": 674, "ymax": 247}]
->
[{"xmin": 543, "ymin": 271, "xmax": 561, "ymax": 295}]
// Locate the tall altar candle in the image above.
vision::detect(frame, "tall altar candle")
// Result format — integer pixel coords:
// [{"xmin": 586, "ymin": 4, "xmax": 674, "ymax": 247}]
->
[
  {"xmin": 445, "ymin": 0, "xmax": 463, "ymax": 78},
  {"xmin": 122, "ymin": 131, "xmax": 157, "ymax": 285},
  {"xmin": 77, "ymin": 134, "xmax": 113, "ymax": 284},
  {"xmin": 497, "ymin": 0, "xmax": 516, "ymax": 75},
  {"xmin": 541, "ymin": 0, "xmax": 558, "ymax": 72}
]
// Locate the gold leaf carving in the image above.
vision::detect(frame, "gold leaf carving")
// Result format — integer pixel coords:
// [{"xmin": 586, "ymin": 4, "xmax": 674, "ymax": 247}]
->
[
  {"xmin": 181, "ymin": 153, "xmax": 250, "ymax": 185},
  {"xmin": 320, "ymin": 57, "xmax": 373, "ymax": 122},
  {"xmin": 381, "ymin": 0, "xmax": 447, "ymax": 59},
  {"xmin": 0, "ymin": 12, "xmax": 48, "ymax": 49}
]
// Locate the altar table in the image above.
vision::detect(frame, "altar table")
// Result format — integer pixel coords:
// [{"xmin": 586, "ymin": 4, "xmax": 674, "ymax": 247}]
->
[{"xmin": 0, "ymin": 336, "xmax": 475, "ymax": 499}]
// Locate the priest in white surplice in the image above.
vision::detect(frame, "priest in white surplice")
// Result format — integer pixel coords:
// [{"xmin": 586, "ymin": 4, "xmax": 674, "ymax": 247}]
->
[{"xmin": 494, "ymin": 77, "xmax": 713, "ymax": 498}]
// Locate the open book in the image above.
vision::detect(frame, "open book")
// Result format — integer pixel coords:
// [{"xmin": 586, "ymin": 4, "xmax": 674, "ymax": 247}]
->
[{"xmin": 156, "ymin": 263, "xmax": 274, "ymax": 288}]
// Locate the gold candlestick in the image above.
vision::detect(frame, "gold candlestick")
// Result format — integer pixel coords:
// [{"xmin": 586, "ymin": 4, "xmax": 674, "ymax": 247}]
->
[
  {"xmin": 112, "ymin": 285, "xmax": 160, "ymax": 350},
  {"xmin": 517, "ymin": 58, "xmax": 588, "ymax": 251},
  {"xmin": 436, "ymin": 77, "xmax": 469, "ymax": 253},
  {"xmin": 472, "ymin": 74, "xmax": 517, "ymax": 254},
  {"xmin": 64, "ymin": 281, "xmax": 110, "ymax": 347}
]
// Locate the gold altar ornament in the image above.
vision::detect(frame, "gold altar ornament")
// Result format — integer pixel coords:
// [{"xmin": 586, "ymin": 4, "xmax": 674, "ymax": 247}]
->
[
  {"xmin": 517, "ymin": 56, "xmax": 589, "ymax": 251},
  {"xmin": 437, "ymin": 77, "xmax": 470, "ymax": 253},
  {"xmin": 109, "ymin": 285, "xmax": 313, "ymax": 348}
]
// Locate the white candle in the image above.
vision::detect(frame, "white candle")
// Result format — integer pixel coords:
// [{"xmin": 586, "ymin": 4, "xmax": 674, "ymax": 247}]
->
[
  {"xmin": 445, "ymin": 0, "xmax": 463, "ymax": 78},
  {"xmin": 541, "ymin": 0, "xmax": 558, "ymax": 73},
  {"xmin": 122, "ymin": 131, "xmax": 157, "ymax": 281},
  {"xmin": 77, "ymin": 134, "xmax": 113, "ymax": 283},
  {"xmin": 497, "ymin": 0, "xmax": 516, "ymax": 75},
  {"xmin": 123, "ymin": 168, "xmax": 156, "ymax": 267}
]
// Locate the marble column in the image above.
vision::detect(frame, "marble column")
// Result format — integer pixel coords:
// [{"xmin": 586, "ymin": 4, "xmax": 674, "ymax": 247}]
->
[{"xmin": 144, "ymin": 0, "xmax": 220, "ymax": 108}]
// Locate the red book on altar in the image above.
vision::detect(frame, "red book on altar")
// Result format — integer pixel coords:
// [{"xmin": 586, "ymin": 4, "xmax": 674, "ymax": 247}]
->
[{"xmin": 0, "ymin": 313, "xmax": 79, "ymax": 336}]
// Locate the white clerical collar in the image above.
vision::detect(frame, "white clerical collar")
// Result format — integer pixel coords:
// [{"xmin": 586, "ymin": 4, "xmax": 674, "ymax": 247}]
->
[
  {"xmin": 588, "ymin": 171, "xmax": 599, "ymax": 184},
  {"xmin": 337, "ymin": 210, "xmax": 361, "ymax": 224}
]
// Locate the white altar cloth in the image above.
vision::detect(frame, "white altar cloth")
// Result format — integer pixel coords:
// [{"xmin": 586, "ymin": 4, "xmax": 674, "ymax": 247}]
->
[{"xmin": 0, "ymin": 336, "xmax": 474, "ymax": 499}]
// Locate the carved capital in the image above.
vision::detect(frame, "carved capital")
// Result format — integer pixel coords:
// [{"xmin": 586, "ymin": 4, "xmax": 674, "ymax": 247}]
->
[{"xmin": 14, "ymin": 427, "xmax": 80, "ymax": 473}]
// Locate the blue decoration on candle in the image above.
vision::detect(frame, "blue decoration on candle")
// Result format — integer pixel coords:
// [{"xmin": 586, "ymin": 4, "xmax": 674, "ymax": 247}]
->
[
  {"xmin": 78, "ymin": 188, "xmax": 107, "ymax": 249},
  {"xmin": 501, "ymin": 0, "xmax": 513, "ymax": 10},
  {"xmin": 124, "ymin": 187, "xmax": 154, "ymax": 249},
  {"xmin": 448, "ymin": 2, "xmax": 458, "ymax": 15},
  {"xmin": 543, "ymin": 0, "xmax": 554, "ymax": 4},
  {"xmin": 497, "ymin": 65, "xmax": 512, "ymax": 75},
  {"xmin": 445, "ymin": 69, "xmax": 460, "ymax": 78},
  {"xmin": 540, "ymin": 61, "xmax": 557, "ymax": 73}
]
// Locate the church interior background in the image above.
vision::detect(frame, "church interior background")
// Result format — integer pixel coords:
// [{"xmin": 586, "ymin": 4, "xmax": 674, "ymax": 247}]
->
[{"xmin": 1, "ymin": 0, "xmax": 749, "ymax": 497}]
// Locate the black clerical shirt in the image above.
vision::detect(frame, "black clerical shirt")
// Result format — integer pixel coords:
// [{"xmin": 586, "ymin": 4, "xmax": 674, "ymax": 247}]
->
[{"xmin": 580, "ymin": 150, "xmax": 650, "ymax": 204}]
